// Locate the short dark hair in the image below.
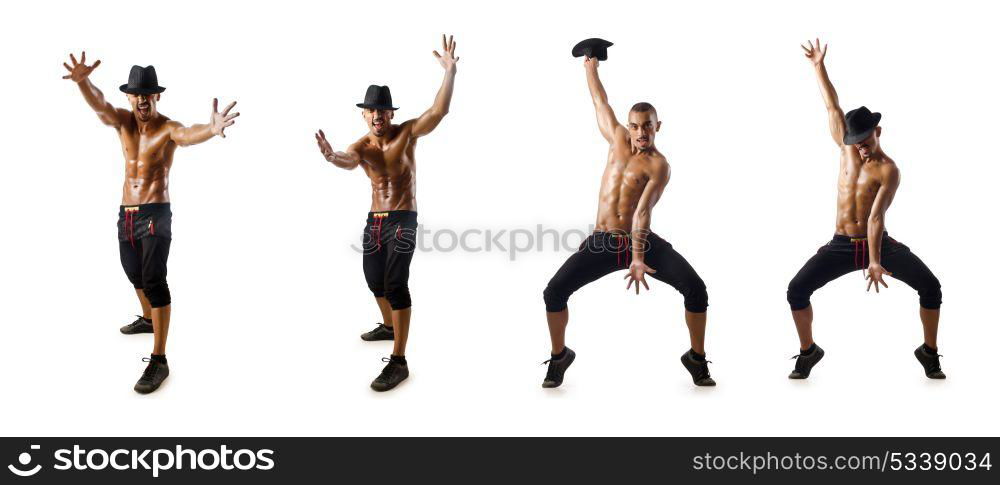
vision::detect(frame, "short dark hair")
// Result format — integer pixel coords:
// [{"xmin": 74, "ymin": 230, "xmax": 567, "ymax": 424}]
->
[{"xmin": 630, "ymin": 102, "xmax": 657, "ymax": 118}]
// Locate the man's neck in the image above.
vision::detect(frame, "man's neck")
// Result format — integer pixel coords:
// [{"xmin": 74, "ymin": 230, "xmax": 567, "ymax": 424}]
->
[
  {"xmin": 135, "ymin": 114, "xmax": 159, "ymax": 134},
  {"xmin": 862, "ymin": 148, "xmax": 886, "ymax": 163},
  {"xmin": 367, "ymin": 128, "xmax": 394, "ymax": 148},
  {"xmin": 632, "ymin": 144, "xmax": 658, "ymax": 156}
]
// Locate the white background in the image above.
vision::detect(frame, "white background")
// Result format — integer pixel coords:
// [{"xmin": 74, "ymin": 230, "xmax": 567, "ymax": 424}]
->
[{"xmin": 0, "ymin": 0, "xmax": 997, "ymax": 437}]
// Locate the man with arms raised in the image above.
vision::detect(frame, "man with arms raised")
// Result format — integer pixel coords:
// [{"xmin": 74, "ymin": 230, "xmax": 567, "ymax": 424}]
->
[
  {"xmin": 315, "ymin": 35, "xmax": 458, "ymax": 392},
  {"xmin": 540, "ymin": 39, "xmax": 714, "ymax": 389},
  {"xmin": 786, "ymin": 39, "xmax": 944, "ymax": 379},
  {"xmin": 63, "ymin": 52, "xmax": 239, "ymax": 393}
]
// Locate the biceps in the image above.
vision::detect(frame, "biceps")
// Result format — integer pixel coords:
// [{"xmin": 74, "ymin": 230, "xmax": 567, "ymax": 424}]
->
[
  {"xmin": 597, "ymin": 105, "xmax": 619, "ymax": 130},
  {"xmin": 99, "ymin": 107, "xmax": 126, "ymax": 127},
  {"xmin": 869, "ymin": 190, "xmax": 895, "ymax": 220},
  {"xmin": 415, "ymin": 109, "xmax": 446, "ymax": 136}
]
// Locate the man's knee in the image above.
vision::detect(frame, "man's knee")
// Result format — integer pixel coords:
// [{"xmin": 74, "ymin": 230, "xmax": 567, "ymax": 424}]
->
[
  {"xmin": 543, "ymin": 283, "xmax": 569, "ymax": 313},
  {"xmin": 683, "ymin": 278, "xmax": 709, "ymax": 313},
  {"xmin": 786, "ymin": 277, "xmax": 812, "ymax": 311},
  {"xmin": 123, "ymin": 268, "xmax": 142, "ymax": 289},
  {"xmin": 384, "ymin": 284, "xmax": 411, "ymax": 310},
  {"xmin": 919, "ymin": 276, "xmax": 942, "ymax": 310},
  {"xmin": 368, "ymin": 285, "xmax": 386, "ymax": 299},
  {"xmin": 142, "ymin": 281, "xmax": 171, "ymax": 308}
]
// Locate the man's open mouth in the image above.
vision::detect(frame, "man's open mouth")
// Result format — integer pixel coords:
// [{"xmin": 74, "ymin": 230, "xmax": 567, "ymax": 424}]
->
[{"xmin": 137, "ymin": 103, "xmax": 150, "ymax": 115}]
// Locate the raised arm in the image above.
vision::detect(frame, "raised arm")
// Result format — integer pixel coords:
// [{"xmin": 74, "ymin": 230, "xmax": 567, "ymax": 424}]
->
[
  {"xmin": 410, "ymin": 34, "xmax": 459, "ymax": 138},
  {"xmin": 168, "ymin": 98, "xmax": 240, "ymax": 147},
  {"xmin": 625, "ymin": 161, "xmax": 671, "ymax": 294},
  {"xmin": 315, "ymin": 130, "xmax": 362, "ymax": 170},
  {"xmin": 801, "ymin": 39, "xmax": 846, "ymax": 146},
  {"xmin": 584, "ymin": 57, "xmax": 623, "ymax": 144},
  {"xmin": 866, "ymin": 165, "xmax": 901, "ymax": 293},
  {"xmin": 62, "ymin": 51, "xmax": 127, "ymax": 128}
]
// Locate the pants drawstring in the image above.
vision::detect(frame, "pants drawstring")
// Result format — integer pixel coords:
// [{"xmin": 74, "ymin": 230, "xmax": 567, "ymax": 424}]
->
[
  {"xmin": 852, "ymin": 237, "xmax": 868, "ymax": 277},
  {"xmin": 371, "ymin": 213, "xmax": 386, "ymax": 252},
  {"xmin": 614, "ymin": 234, "xmax": 630, "ymax": 268},
  {"xmin": 124, "ymin": 207, "xmax": 138, "ymax": 248}
]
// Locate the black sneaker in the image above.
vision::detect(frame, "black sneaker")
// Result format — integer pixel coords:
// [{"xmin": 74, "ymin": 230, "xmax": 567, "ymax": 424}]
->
[
  {"xmin": 914, "ymin": 344, "xmax": 946, "ymax": 379},
  {"xmin": 134, "ymin": 357, "xmax": 169, "ymax": 394},
  {"xmin": 371, "ymin": 357, "xmax": 409, "ymax": 392},
  {"xmin": 788, "ymin": 344, "xmax": 825, "ymax": 379},
  {"xmin": 680, "ymin": 350, "xmax": 716, "ymax": 386},
  {"xmin": 361, "ymin": 323, "xmax": 395, "ymax": 342},
  {"xmin": 542, "ymin": 347, "xmax": 576, "ymax": 388},
  {"xmin": 120, "ymin": 315, "xmax": 153, "ymax": 335}
]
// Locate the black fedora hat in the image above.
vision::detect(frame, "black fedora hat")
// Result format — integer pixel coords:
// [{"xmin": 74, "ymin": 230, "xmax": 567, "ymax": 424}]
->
[
  {"xmin": 572, "ymin": 38, "xmax": 614, "ymax": 61},
  {"xmin": 356, "ymin": 85, "xmax": 398, "ymax": 111},
  {"xmin": 843, "ymin": 106, "xmax": 882, "ymax": 145},
  {"xmin": 119, "ymin": 65, "xmax": 166, "ymax": 95}
]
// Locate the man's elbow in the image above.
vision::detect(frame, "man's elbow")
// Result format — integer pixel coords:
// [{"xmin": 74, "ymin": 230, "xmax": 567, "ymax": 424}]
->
[
  {"xmin": 632, "ymin": 209, "xmax": 651, "ymax": 226},
  {"xmin": 867, "ymin": 213, "xmax": 885, "ymax": 227}
]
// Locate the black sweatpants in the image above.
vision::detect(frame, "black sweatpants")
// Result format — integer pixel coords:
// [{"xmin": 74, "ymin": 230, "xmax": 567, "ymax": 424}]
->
[
  {"xmin": 787, "ymin": 233, "xmax": 942, "ymax": 311},
  {"xmin": 362, "ymin": 211, "xmax": 418, "ymax": 310},
  {"xmin": 543, "ymin": 231, "xmax": 708, "ymax": 313},
  {"xmin": 118, "ymin": 203, "xmax": 172, "ymax": 308}
]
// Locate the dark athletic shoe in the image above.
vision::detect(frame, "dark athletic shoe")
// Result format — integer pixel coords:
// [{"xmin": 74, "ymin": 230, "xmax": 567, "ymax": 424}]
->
[
  {"xmin": 788, "ymin": 344, "xmax": 825, "ymax": 379},
  {"xmin": 542, "ymin": 347, "xmax": 576, "ymax": 388},
  {"xmin": 134, "ymin": 358, "xmax": 169, "ymax": 394},
  {"xmin": 371, "ymin": 357, "xmax": 409, "ymax": 392},
  {"xmin": 680, "ymin": 350, "xmax": 716, "ymax": 386},
  {"xmin": 361, "ymin": 323, "xmax": 395, "ymax": 342},
  {"xmin": 914, "ymin": 344, "xmax": 946, "ymax": 379},
  {"xmin": 120, "ymin": 315, "xmax": 153, "ymax": 335}
]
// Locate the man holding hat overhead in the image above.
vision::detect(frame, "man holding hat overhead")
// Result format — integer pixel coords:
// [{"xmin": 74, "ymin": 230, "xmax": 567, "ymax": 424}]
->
[
  {"xmin": 314, "ymin": 34, "xmax": 459, "ymax": 392},
  {"xmin": 63, "ymin": 52, "xmax": 240, "ymax": 394},
  {"xmin": 786, "ymin": 39, "xmax": 944, "ymax": 380},
  {"xmin": 539, "ymin": 38, "xmax": 715, "ymax": 389}
]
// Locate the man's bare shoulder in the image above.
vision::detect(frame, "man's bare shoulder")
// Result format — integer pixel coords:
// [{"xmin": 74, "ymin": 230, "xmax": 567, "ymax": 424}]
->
[
  {"xmin": 647, "ymin": 152, "xmax": 669, "ymax": 171},
  {"xmin": 394, "ymin": 121, "xmax": 420, "ymax": 141},
  {"xmin": 878, "ymin": 157, "xmax": 899, "ymax": 180}
]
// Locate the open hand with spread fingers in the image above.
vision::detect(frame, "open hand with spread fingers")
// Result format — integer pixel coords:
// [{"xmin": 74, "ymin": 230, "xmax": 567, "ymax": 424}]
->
[
  {"xmin": 625, "ymin": 260, "xmax": 657, "ymax": 295},
  {"xmin": 315, "ymin": 129, "xmax": 335, "ymax": 162},
  {"xmin": 866, "ymin": 263, "xmax": 892, "ymax": 293},
  {"xmin": 211, "ymin": 98, "xmax": 240, "ymax": 138},
  {"xmin": 800, "ymin": 38, "xmax": 827, "ymax": 66},
  {"xmin": 432, "ymin": 34, "xmax": 459, "ymax": 71},
  {"xmin": 62, "ymin": 51, "xmax": 101, "ymax": 83}
]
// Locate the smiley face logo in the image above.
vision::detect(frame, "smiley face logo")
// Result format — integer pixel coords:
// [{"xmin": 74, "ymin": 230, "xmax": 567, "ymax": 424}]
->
[{"xmin": 8, "ymin": 445, "xmax": 41, "ymax": 477}]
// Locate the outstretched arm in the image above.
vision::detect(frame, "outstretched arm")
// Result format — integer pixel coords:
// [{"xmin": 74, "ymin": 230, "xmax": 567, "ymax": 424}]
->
[
  {"xmin": 866, "ymin": 165, "xmax": 900, "ymax": 293},
  {"xmin": 410, "ymin": 34, "xmax": 459, "ymax": 138},
  {"xmin": 625, "ymin": 162, "xmax": 671, "ymax": 294},
  {"xmin": 801, "ymin": 39, "xmax": 846, "ymax": 146},
  {"xmin": 585, "ymin": 57, "xmax": 623, "ymax": 144},
  {"xmin": 169, "ymin": 98, "xmax": 240, "ymax": 147},
  {"xmin": 63, "ymin": 51, "xmax": 127, "ymax": 127},
  {"xmin": 315, "ymin": 130, "xmax": 362, "ymax": 170}
]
